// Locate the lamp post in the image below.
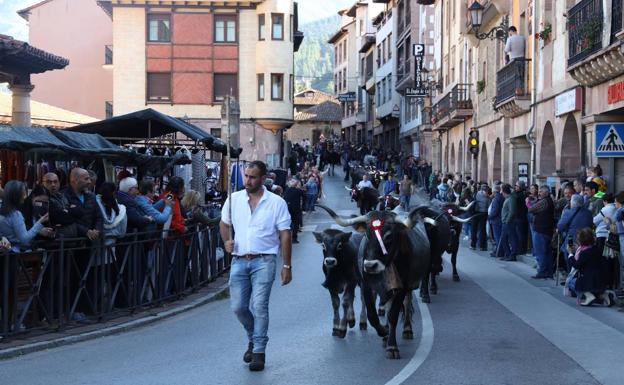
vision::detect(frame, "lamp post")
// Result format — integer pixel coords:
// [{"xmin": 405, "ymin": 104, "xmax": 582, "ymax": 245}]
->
[{"xmin": 468, "ymin": 0, "xmax": 509, "ymax": 42}]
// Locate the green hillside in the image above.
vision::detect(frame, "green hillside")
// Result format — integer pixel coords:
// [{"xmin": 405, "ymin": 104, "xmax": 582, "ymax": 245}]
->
[{"xmin": 295, "ymin": 15, "xmax": 340, "ymax": 94}]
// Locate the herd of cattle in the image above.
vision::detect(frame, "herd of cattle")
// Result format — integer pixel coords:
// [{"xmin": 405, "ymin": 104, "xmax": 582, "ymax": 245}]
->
[{"xmin": 312, "ymin": 164, "xmax": 474, "ymax": 359}]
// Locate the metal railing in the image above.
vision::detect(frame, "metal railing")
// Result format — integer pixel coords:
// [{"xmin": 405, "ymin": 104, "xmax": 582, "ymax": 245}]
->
[
  {"xmin": 612, "ymin": 0, "xmax": 623, "ymax": 44},
  {"xmin": 495, "ymin": 58, "xmax": 531, "ymax": 105},
  {"xmin": 567, "ymin": 0, "xmax": 604, "ymax": 66},
  {"xmin": 431, "ymin": 84, "xmax": 472, "ymax": 124},
  {"xmin": 1, "ymin": 225, "xmax": 226, "ymax": 341}
]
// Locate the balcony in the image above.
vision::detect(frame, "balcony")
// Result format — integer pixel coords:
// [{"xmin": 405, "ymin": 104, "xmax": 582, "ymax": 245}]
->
[
  {"xmin": 396, "ymin": 58, "xmax": 414, "ymax": 91},
  {"xmin": 494, "ymin": 59, "xmax": 531, "ymax": 118},
  {"xmin": 420, "ymin": 108, "xmax": 432, "ymax": 132},
  {"xmin": 104, "ymin": 45, "xmax": 113, "ymax": 66},
  {"xmin": 567, "ymin": 0, "xmax": 624, "ymax": 86},
  {"xmin": 359, "ymin": 33, "xmax": 376, "ymax": 53},
  {"xmin": 431, "ymin": 84, "xmax": 473, "ymax": 130}
]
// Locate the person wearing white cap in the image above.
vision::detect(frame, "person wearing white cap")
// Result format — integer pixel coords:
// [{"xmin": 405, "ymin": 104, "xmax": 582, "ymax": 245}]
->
[{"xmin": 117, "ymin": 177, "xmax": 154, "ymax": 231}]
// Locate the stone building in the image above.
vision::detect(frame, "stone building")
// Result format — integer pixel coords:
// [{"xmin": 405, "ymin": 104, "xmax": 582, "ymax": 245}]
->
[
  {"xmin": 287, "ymin": 89, "xmax": 342, "ymax": 145},
  {"xmin": 99, "ymin": 0, "xmax": 303, "ymax": 167}
]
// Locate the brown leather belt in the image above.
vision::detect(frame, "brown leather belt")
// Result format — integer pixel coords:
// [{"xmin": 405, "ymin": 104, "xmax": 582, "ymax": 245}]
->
[{"xmin": 235, "ymin": 254, "xmax": 271, "ymax": 260}]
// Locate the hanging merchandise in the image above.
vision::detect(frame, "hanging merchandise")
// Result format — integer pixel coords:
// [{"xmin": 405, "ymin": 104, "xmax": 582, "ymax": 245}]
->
[
  {"xmin": 174, "ymin": 146, "xmax": 193, "ymax": 191},
  {"xmin": 191, "ymin": 150, "xmax": 207, "ymax": 202}
]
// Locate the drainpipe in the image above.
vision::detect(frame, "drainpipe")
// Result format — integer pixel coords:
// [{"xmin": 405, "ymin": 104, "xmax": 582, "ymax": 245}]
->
[{"xmin": 526, "ymin": 0, "xmax": 538, "ymax": 185}]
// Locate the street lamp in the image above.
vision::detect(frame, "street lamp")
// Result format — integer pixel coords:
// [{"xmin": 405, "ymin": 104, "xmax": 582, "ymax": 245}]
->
[{"xmin": 468, "ymin": 0, "xmax": 509, "ymax": 42}]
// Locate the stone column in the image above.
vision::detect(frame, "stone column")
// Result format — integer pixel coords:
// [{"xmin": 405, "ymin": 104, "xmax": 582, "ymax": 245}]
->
[{"xmin": 9, "ymin": 83, "xmax": 35, "ymax": 127}]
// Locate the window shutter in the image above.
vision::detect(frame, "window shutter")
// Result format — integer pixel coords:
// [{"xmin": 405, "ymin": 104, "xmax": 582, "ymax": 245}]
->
[{"xmin": 148, "ymin": 73, "xmax": 171, "ymax": 100}]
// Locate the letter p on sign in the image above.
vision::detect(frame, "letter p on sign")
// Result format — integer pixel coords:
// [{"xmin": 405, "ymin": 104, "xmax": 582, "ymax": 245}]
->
[{"xmin": 413, "ymin": 44, "xmax": 425, "ymax": 57}]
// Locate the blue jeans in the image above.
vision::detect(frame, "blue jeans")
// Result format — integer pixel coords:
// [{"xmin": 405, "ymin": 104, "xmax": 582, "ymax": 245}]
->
[
  {"xmin": 497, "ymin": 222, "xmax": 518, "ymax": 258},
  {"xmin": 533, "ymin": 232, "xmax": 553, "ymax": 276},
  {"xmin": 400, "ymin": 193, "xmax": 410, "ymax": 209},
  {"xmin": 305, "ymin": 194, "xmax": 316, "ymax": 211},
  {"xmin": 229, "ymin": 254, "xmax": 277, "ymax": 353}
]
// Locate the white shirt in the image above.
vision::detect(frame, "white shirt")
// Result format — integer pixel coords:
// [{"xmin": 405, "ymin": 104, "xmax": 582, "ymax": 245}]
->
[
  {"xmin": 505, "ymin": 34, "xmax": 526, "ymax": 60},
  {"xmin": 222, "ymin": 186, "xmax": 291, "ymax": 255},
  {"xmin": 357, "ymin": 180, "xmax": 373, "ymax": 189}
]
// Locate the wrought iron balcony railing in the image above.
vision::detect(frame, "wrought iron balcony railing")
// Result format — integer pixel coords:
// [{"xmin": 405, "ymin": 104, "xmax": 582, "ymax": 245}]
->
[
  {"xmin": 567, "ymin": 0, "xmax": 604, "ymax": 66},
  {"xmin": 431, "ymin": 84, "xmax": 472, "ymax": 125},
  {"xmin": 612, "ymin": 0, "xmax": 623, "ymax": 44},
  {"xmin": 495, "ymin": 59, "xmax": 530, "ymax": 105}
]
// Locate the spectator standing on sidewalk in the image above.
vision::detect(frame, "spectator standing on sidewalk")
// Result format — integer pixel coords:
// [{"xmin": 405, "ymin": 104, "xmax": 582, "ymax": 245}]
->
[
  {"xmin": 283, "ymin": 179, "xmax": 304, "ymax": 244},
  {"xmin": 585, "ymin": 181, "xmax": 605, "ymax": 217},
  {"xmin": 488, "ymin": 183, "xmax": 504, "ymax": 257},
  {"xmin": 513, "ymin": 181, "xmax": 529, "ymax": 255},
  {"xmin": 558, "ymin": 194, "xmax": 593, "ymax": 269},
  {"xmin": 471, "ymin": 184, "xmax": 490, "ymax": 251},
  {"xmin": 497, "ymin": 184, "xmax": 518, "ymax": 261},
  {"xmin": 593, "ymin": 192, "xmax": 617, "ymax": 289},
  {"xmin": 528, "ymin": 185, "xmax": 555, "ymax": 279}
]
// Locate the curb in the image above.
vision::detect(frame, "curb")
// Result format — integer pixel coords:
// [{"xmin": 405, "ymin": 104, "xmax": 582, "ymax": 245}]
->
[{"xmin": 0, "ymin": 280, "xmax": 230, "ymax": 360}]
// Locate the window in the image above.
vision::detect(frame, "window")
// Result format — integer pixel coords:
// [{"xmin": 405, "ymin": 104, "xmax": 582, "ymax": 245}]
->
[
  {"xmin": 258, "ymin": 14, "xmax": 266, "ymax": 40},
  {"xmin": 387, "ymin": 33, "xmax": 392, "ymax": 60},
  {"xmin": 342, "ymin": 68, "xmax": 346, "ymax": 89},
  {"xmin": 104, "ymin": 45, "xmax": 113, "ymax": 65},
  {"xmin": 271, "ymin": 73, "xmax": 283, "ymax": 100},
  {"xmin": 343, "ymin": 41, "xmax": 347, "ymax": 62},
  {"xmin": 337, "ymin": 71, "xmax": 342, "ymax": 92},
  {"xmin": 334, "ymin": 74, "xmax": 338, "ymax": 93},
  {"xmin": 105, "ymin": 102, "xmax": 113, "ymax": 119},
  {"xmin": 377, "ymin": 45, "xmax": 382, "ymax": 68},
  {"xmin": 290, "ymin": 15, "xmax": 294, "ymax": 41},
  {"xmin": 214, "ymin": 73, "xmax": 238, "ymax": 101},
  {"xmin": 376, "ymin": 82, "xmax": 381, "ymax": 105},
  {"xmin": 215, "ymin": 15, "xmax": 237, "ymax": 43},
  {"xmin": 147, "ymin": 14, "xmax": 171, "ymax": 42},
  {"xmin": 147, "ymin": 73, "xmax": 171, "ymax": 101},
  {"xmin": 381, "ymin": 78, "xmax": 386, "ymax": 104},
  {"xmin": 334, "ymin": 46, "xmax": 338, "ymax": 65},
  {"xmin": 257, "ymin": 74, "xmax": 265, "ymax": 100},
  {"xmin": 387, "ymin": 75, "xmax": 392, "ymax": 101},
  {"xmin": 272, "ymin": 13, "xmax": 284, "ymax": 40},
  {"xmin": 290, "ymin": 74, "xmax": 294, "ymax": 101}
]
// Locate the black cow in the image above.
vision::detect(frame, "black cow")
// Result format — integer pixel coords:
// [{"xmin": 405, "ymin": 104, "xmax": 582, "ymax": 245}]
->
[
  {"xmin": 349, "ymin": 186, "xmax": 380, "ymax": 215},
  {"xmin": 313, "ymin": 229, "xmax": 367, "ymax": 338},
  {"xmin": 350, "ymin": 164, "xmax": 386, "ymax": 189},
  {"xmin": 379, "ymin": 194, "xmax": 401, "ymax": 211},
  {"xmin": 317, "ymin": 205, "xmax": 433, "ymax": 359},
  {"xmin": 410, "ymin": 201, "xmax": 474, "ymax": 302}
]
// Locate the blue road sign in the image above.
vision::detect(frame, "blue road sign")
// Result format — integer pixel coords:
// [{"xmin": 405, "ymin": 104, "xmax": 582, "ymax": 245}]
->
[{"xmin": 596, "ymin": 123, "xmax": 624, "ymax": 157}]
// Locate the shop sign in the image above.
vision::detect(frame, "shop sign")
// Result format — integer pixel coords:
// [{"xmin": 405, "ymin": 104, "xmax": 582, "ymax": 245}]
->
[
  {"xmin": 608, "ymin": 81, "xmax": 624, "ymax": 104},
  {"xmin": 555, "ymin": 87, "xmax": 582, "ymax": 116},
  {"xmin": 338, "ymin": 92, "xmax": 356, "ymax": 102},
  {"xmin": 595, "ymin": 123, "xmax": 624, "ymax": 157}
]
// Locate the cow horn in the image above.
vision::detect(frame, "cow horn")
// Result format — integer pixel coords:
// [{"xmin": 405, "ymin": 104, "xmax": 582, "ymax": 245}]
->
[
  {"xmin": 315, "ymin": 204, "xmax": 371, "ymax": 226},
  {"xmin": 423, "ymin": 217, "xmax": 437, "ymax": 226},
  {"xmin": 344, "ymin": 186, "xmax": 352, "ymax": 191},
  {"xmin": 459, "ymin": 201, "xmax": 475, "ymax": 212},
  {"xmin": 450, "ymin": 215, "xmax": 475, "ymax": 223},
  {"xmin": 403, "ymin": 205, "xmax": 428, "ymax": 228}
]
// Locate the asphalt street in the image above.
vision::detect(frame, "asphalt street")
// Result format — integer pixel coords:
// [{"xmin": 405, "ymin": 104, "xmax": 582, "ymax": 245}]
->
[{"xmin": 1, "ymin": 171, "xmax": 623, "ymax": 385}]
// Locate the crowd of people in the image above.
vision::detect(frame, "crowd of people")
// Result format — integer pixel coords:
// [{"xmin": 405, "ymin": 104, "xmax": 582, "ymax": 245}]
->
[{"xmin": 427, "ymin": 164, "xmax": 622, "ymax": 308}]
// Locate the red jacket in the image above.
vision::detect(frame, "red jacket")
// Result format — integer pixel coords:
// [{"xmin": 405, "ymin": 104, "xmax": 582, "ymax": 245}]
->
[{"xmin": 159, "ymin": 192, "xmax": 185, "ymax": 236}]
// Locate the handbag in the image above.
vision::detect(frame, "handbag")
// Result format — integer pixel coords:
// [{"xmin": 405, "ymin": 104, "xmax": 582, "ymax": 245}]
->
[{"xmin": 605, "ymin": 231, "xmax": 620, "ymax": 251}]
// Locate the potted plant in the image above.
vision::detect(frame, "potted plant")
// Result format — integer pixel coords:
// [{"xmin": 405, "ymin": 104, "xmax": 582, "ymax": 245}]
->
[
  {"xmin": 536, "ymin": 23, "xmax": 552, "ymax": 43},
  {"xmin": 476, "ymin": 80, "xmax": 486, "ymax": 94},
  {"xmin": 578, "ymin": 17, "xmax": 602, "ymax": 49}
]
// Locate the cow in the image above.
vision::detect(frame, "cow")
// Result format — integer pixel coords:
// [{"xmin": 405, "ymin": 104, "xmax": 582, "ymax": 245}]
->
[
  {"xmin": 409, "ymin": 200, "xmax": 475, "ymax": 303},
  {"xmin": 316, "ymin": 204, "xmax": 433, "ymax": 359},
  {"xmin": 348, "ymin": 186, "xmax": 380, "ymax": 215},
  {"xmin": 313, "ymin": 229, "xmax": 368, "ymax": 338},
  {"xmin": 379, "ymin": 193, "xmax": 401, "ymax": 212}
]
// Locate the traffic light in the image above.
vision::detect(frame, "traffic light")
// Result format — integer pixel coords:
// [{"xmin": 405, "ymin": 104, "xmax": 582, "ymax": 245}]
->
[{"xmin": 469, "ymin": 129, "xmax": 479, "ymax": 156}]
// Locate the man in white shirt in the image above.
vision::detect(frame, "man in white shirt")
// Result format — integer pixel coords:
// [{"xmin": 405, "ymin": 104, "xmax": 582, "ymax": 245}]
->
[
  {"xmin": 357, "ymin": 174, "xmax": 374, "ymax": 190},
  {"xmin": 505, "ymin": 26, "xmax": 526, "ymax": 63},
  {"xmin": 220, "ymin": 160, "xmax": 292, "ymax": 372}
]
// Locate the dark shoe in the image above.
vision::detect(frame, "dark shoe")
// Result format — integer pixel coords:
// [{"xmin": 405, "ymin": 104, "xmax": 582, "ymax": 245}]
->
[
  {"xmin": 293, "ymin": 239, "xmax": 300, "ymax": 244},
  {"xmin": 502, "ymin": 257, "xmax": 517, "ymax": 262},
  {"xmin": 249, "ymin": 353, "xmax": 265, "ymax": 371},
  {"xmin": 489, "ymin": 253, "xmax": 497, "ymax": 258},
  {"xmin": 243, "ymin": 342, "xmax": 253, "ymax": 363},
  {"xmin": 469, "ymin": 246, "xmax": 476, "ymax": 250},
  {"xmin": 480, "ymin": 248, "xmax": 488, "ymax": 252},
  {"xmin": 531, "ymin": 274, "xmax": 548, "ymax": 279}
]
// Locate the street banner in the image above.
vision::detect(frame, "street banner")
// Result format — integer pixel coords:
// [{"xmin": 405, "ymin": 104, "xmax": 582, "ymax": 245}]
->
[{"xmin": 596, "ymin": 123, "xmax": 624, "ymax": 157}]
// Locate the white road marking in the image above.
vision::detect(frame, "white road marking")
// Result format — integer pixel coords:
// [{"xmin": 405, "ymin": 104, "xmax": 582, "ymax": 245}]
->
[{"xmin": 384, "ymin": 298, "xmax": 434, "ymax": 385}]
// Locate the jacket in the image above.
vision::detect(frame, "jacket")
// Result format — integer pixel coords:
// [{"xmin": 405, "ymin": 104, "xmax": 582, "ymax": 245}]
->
[
  {"xmin": 47, "ymin": 191, "xmax": 75, "ymax": 227},
  {"xmin": 557, "ymin": 207, "xmax": 593, "ymax": 252},
  {"xmin": 283, "ymin": 187, "xmax": 304, "ymax": 214},
  {"xmin": 514, "ymin": 191, "xmax": 528, "ymax": 223},
  {"xmin": 159, "ymin": 192, "xmax": 185, "ymax": 236},
  {"xmin": 568, "ymin": 245, "xmax": 605, "ymax": 293},
  {"xmin": 0, "ymin": 210, "xmax": 43, "ymax": 250},
  {"xmin": 63, "ymin": 188, "xmax": 103, "ymax": 237},
  {"xmin": 474, "ymin": 190, "xmax": 491, "ymax": 213},
  {"xmin": 116, "ymin": 191, "xmax": 152, "ymax": 231},
  {"xmin": 501, "ymin": 195, "xmax": 516, "ymax": 224},
  {"xmin": 436, "ymin": 183, "xmax": 450, "ymax": 201},
  {"xmin": 593, "ymin": 203, "xmax": 617, "ymax": 238},
  {"xmin": 95, "ymin": 196, "xmax": 128, "ymax": 246},
  {"xmin": 529, "ymin": 196, "xmax": 554, "ymax": 235},
  {"xmin": 488, "ymin": 192, "xmax": 504, "ymax": 223},
  {"xmin": 383, "ymin": 180, "xmax": 397, "ymax": 195},
  {"xmin": 587, "ymin": 196, "xmax": 605, "ymax": 217},
  {"xmin": 136, "ymin": 195, "xmax": 172, "ymax": 224}
]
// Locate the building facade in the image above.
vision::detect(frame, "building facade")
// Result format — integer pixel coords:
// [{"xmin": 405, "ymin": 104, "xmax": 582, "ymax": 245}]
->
[
  {"xmin": 287, "ymin": 88, "xmax": 342, "ymax": 145},
  {"xmin": 18, "ymin": 0, "xmax": 113, "ymax": 119},
  {"xmin": 101, "ymin": 0, "xmax": 302, "ymax": 166}
]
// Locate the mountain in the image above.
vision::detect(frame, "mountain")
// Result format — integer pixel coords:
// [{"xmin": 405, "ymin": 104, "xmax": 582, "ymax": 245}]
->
[
  {"xmin": 297, "ymin": 0, "xmax": 353, "ymax": 25},
  {"xmin": 295, "ymin": 15, "xmax": 340, "ymax": 94}
]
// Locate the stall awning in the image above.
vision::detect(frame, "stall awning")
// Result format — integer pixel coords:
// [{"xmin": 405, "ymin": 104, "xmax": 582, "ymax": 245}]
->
[
  {"xmin": 68, "ymin": 108, "xmax": 235, "ymax": 155},
  {"xmin": 0, "ymin": 125, "xmax": 75, "ymax": 153}
]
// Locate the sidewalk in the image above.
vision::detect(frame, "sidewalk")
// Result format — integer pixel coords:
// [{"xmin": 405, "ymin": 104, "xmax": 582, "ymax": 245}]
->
[{"xmin": 0, "ymin": 276, "xmax": 229, "ymax": 360}]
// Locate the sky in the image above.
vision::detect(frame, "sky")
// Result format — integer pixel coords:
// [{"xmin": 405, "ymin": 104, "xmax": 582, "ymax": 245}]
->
[{"xmin": 0, "ymin": 0, "xmax": 353, "ymax": 42}]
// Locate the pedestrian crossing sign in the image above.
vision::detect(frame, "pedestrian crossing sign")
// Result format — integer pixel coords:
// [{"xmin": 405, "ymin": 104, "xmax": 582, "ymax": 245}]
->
[{"xmin": 596, "ymin": 123, "xmax": 624, "ymax": 157}]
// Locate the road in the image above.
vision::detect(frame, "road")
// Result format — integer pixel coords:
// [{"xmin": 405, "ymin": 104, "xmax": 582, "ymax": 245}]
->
[{"xmin": 1, "ymin": 171, "xmax": 623, "ymax": 385}]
